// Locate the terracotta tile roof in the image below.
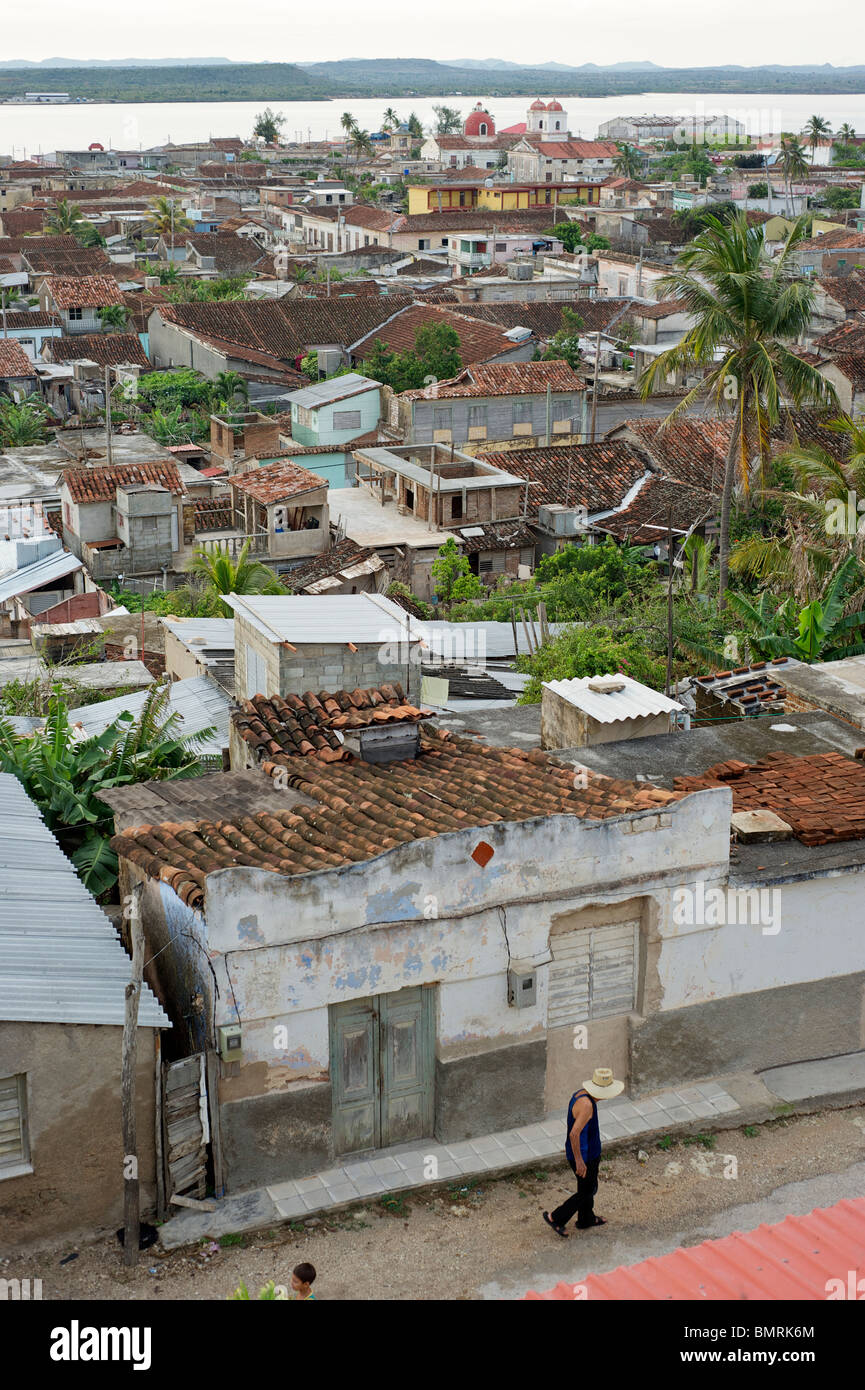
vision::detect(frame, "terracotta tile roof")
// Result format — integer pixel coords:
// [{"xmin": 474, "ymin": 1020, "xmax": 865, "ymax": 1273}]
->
[
  {"xmin": 281, "ymin": 537, "xmax": 379, "ymax": 592},
  {"xmin": 63, "ymin": 461, "xmax": 186, "ymax": 504},
  {"xmin": 23, "ymin": 247, "xmax": 110, "ymax": 274},
  {"xmin": 458, "ymin": 298, "xmax": 634, "ymax": 338},
  {"xmin": 830, "ymin": 351, "xmax": 865, "ymax": 387},
  {"xmin": 0, "ymin": 339, "xmax": 37, "ymax": 377},
  {"xmin": 391, "ymin": 207, "xmax": 573, "ymax": 236},
  {"xmin": 157, "ymin": 295, "xmax": 412, "ymax": 363},
  {"xmin": 597, "ymin": 474, "xmax": 716, "ymax": 543},
  {"xmin": 403, "ymin": 358, "xmax": 586, "ymax": 403},
  {"xmin": 457, "ymin": 520, "xmax": 537, "ymax": 554},
  {"xmin": 400, "ymin": 360, "xmax": 586, "ymax": 401},
  {"xmin": 0, "ymin": 234, "xmax": 77, "ymax": 256},
  {"xmin": 623, "ymin": 417, "xmax": 731, "ymax": 491},
  {"xmin": 481, "ymin": 441, "xmax": 650, "ymax": 516},
  {"xmin": 234, "ymin": 685, "xmax": 432, "ymax": 763},
  {"xmin": 43, "ymin": 274, "xmax": 126, "ymax": 310},
  {"xmin": 432, "ymin": 134, "xmax": 521, "ymax": 152},
  {"xmin": 352, "ymin": 303, "xmax": 518, "ymax": 365},
  {"xmin": 229, "ymin": 459, "xmax": 326, "ymax": 504},
  {"xmin": 413, "ymin": 287, "xmax": 460, "ymax": 304},
  {"xmin": 44, "ymin": 333, "xmax": 150, "ymax": 369},
  {"xmin": 816, "ymin": 272, "xmax": 865, "ymax": 312},
  {"xmin": 812, "ymin": 317, "xmax": 865, "ymax": 354},
  {"xmin": 675, "ymin": 750, "xmax": 865, "ymax": 846},
  {"xmin": 797, "ymin": 228, "xmax": 865, "ymax": 252},
  {"xmin": 185, "ymin": 231, "xmax": 271, "ymax": 275},
  {"xmin": 631, "ymin": 297, "xmax": 687, "ymax": 319},
  {"xmin": 0, "ymin": 310, "xmax": 60, "ymax": 330},
  {"xmin": 111, "ymin": 727, "xmax": 684, "ymax": 906},
  {"xmin": 528, "ymin": 140, "xmax": 619, "ymax": 160},
  {"xmin": 0, "ymin": 210, "xmax": 45, "ymax": 235}
]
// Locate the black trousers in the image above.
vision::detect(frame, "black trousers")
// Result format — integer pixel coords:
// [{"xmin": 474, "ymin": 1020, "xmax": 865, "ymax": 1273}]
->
[{"xmin": 550, "ymin": 1157, "xmax": 600, "ymax": 1228}]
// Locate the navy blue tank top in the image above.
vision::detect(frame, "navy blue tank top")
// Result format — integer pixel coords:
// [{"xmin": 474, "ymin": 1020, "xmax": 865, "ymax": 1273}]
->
[{"xmin": 565, "ymin": 1089, "xmax": 601, "ymax": 1164}]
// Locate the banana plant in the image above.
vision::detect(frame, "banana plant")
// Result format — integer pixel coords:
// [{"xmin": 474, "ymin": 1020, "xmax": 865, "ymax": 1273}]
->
[{"xmin": 727, "ymin": 555, "xmax": 865, "ymax": 662}]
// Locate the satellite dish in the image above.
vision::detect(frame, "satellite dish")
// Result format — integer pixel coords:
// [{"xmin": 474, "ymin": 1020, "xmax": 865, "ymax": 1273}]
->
[{"xmin": 484, "ymin": 178, "xmax": 494, "ymax": 188}]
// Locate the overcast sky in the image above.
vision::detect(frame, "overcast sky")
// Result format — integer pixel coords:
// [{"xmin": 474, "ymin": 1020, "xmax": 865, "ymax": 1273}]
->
[{"xmin": 4, "ymin": 2, "xmax": 864, "ymax": 68}]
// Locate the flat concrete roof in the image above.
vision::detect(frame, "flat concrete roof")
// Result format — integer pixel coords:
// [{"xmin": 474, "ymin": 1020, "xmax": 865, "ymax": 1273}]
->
[{"xmin": 328, "ymin": 486, "xmax": 455, "ymax": 550}]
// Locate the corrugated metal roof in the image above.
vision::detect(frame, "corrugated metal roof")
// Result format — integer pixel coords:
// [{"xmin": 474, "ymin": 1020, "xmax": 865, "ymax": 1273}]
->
[
  {"xmin": 0, "ymin": 547, "xmax": 83, "ymax": 605},
  {"xmin": 67, "ymin": 675, "xmax": 230, "ymax": 756},
  {"xmin": 525, "ymin": 1196, "xmax": 865, "ymax": 1300},
  {"xmin": 542, "ymin": 673, "xmax": 683, "ymax": 723},
  {"xmin": 225, "ymin": 592, "xmax": 416, "ymax": 645},
  {"xmin": 284, "ymin": 372, "xmax": 380, "ymax": 410},
  {"xmin": 162, "ymin": 618, "xmax": 235, "ymax": 654},
  {"xmin": 0, "ymin": 772, "xmax": 169, "ymax": 1028},
  {"xmin": 417, "ymin": 620, "xmax": 567, "ymax": 660}
]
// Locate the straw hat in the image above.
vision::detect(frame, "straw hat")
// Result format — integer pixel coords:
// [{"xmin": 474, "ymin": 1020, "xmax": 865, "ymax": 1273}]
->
[{"xmin": 583, "ymin": 1067, "xmax": 625, "ymax": 1100}]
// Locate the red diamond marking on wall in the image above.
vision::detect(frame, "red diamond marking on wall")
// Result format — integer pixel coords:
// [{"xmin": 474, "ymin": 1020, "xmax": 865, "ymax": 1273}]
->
[{"xmin": 471, "ymin": 840, "xmax": 494, "ymax": 868}]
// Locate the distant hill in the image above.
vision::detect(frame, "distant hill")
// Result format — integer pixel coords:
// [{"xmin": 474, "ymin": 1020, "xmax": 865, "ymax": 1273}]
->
[{"xmin": 0, "ymin": 57, "xmax": 234, "ymax": 68}]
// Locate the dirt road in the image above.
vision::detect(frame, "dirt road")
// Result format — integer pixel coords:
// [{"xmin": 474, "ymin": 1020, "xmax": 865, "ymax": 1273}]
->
[{"xmin": 6, "ymin": 1106, "xmax": 864, "ymax": 1301}]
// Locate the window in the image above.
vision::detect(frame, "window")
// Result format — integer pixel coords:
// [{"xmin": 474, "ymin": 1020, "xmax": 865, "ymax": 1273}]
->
[
  {"xmin": 548, "ymin": 920, "xmax": 639, "ymax": 1026},
  {"xmin": 468, "ymin": 404, "xmax": 487, "ymax": 430},
  {"xmin": 0, "ymin": 1073, "xmax": 30, "ymax": 1178},
  {"xmin": 68, "ymin": 306, "xmax": 83, "ymax": 321},
  {"xmin": 552, "ymin": 398, "xmax": 573, "ymax": 421},
  {"xmin": 451, "ymin": 495, "xmax": 463, "ymax": 519},
  {"xmin": 495, "ymin": 241, "xmax": 506, "ymax": 251},
  {"xmin": 512, "ymin": 401, "xmax": 533, "ymax": 426},
  {"xmin": 333, "ymin": 409, "xmax": 362, "ymax": 430},
  {"xmin": 479, "ymin": 123, "xmax": 487, "ymax": 136},
  {"xmin": 479, "ymin": 556, "xmax": 493, "ymax": 573},
  {"xmin": 433, "ymin": 407, "xmax": 452, "ymax": 432},
  {"xmin": 418, "ymin": 238, "xmax": 430, "ymax": 250},
  {"xmin": 140, "ymin": 515, "xmax": 159, "ymax": 533}
]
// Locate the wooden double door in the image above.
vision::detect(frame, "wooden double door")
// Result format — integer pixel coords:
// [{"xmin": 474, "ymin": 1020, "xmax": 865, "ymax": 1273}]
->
[{"xmin": 329, "ymin": 986, "xmax": 435, "ymax": 1157}]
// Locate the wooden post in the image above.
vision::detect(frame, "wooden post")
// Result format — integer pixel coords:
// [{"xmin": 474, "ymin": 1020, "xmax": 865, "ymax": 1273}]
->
[
  {"xmin": 121, "ymin": 881, "xmax": 144, "ymax": 1266},
  {"xmin": 154, "ymin": 1031, "xmax": 165, "ymax": 1223},
  {"xmin": 665, "ymin": 508, "xmax": 674, "ymax": 697},
  {"xmin": 590, "ymin": 331, "xmax": 602, "ymax": 443}
]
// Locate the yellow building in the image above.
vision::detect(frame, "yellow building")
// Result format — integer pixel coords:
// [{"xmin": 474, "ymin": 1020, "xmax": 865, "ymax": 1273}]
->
[{"xmin": 407, "ymin": 182, "xmax": 600, "ymax": 216}]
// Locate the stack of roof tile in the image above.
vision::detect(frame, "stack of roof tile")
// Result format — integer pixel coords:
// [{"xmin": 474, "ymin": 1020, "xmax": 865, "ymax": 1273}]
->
[{"xmin": 675, "ymin": 750, "xmax": 865, "ymax": 846}]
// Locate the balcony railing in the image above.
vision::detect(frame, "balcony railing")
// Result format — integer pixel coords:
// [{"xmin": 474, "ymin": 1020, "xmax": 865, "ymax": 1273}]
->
[
  {"xmin": 452, "ymin": 250, "xmax": 491, "ymax": 268},
  {"xmin": 195, "ymin": 532, "xmax": 269, "ymax": 557}
]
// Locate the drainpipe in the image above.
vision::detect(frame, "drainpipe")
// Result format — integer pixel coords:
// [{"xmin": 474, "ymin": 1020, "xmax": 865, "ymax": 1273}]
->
[{"xmin": 544, "ymin": 383, "xmax": 551, "ymax": 446}]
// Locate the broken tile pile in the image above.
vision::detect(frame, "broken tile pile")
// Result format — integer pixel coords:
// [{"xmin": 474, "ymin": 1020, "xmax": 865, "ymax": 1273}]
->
[
  {"xmin": 675, "ymin": 750, "xmax": 865, "ymax": 846},
  {"xmin": 691, "ymin": 658, "xmax": 793, "ymax": 723}
]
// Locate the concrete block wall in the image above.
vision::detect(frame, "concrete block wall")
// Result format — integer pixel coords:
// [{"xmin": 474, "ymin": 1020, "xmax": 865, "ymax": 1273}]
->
[{"xmin": 278, "ymin": 641, "xmax": 421, "ymax": 702}]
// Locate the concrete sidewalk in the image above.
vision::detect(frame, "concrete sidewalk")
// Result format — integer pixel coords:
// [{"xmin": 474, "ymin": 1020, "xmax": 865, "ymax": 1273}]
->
[{"xmin": 158, "ymin": 1050, "xmax": 865, "ymax": 1251}]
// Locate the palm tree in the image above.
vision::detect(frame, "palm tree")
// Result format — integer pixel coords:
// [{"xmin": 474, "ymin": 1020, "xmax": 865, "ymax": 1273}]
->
[
  {"xmin": 382, "ymin": 108, "xmax": 400, "ymax": 133},
  {"xmin": 776, "ymin": 134, "xmax": 809, "ymax": 215},
  {"xmin": 0, "ymin": 398, "xmax": 50, "ymax": 447},
  {"xmin": 837, "ymin": 122, "xmax": 857, "ymax": 145},
  {"xmin": 211, "ymin": 371, "xmax": 249, "ymax": 410},
  {"xmin": 98, "ymin": 305, "xmax": 130, "ymax": 331},
  {"xmin": 727, "ymin": 554, "xmax": 865, "ymax": 662},
  {"xmin": 613, "ymin": 143, "xmax": 642, "ymax": 179},
  {"xmin": 147, "ymin": 196, "xmax": 193, "ymax": 245},
  {"xmin": 44, "ymin": 198, "xmax": 83, "ymax": 235},
  {"xmin": 188, "ymin": 540, "xmax": 285, "ymax": 614},
  {"xmin": 730, "ymin": 415, "xmax": 865, "ymax": 606},
  {"xmin": 349, "ymin": 128, "xmax": 374, "ymax": 169},
  {"xmin": 639, "ymin": 212, "xmax": 838, "ymax": 605},
  {"xmin": 340, "ymin": 112, "xmax": 358, "ymax": 148},
  {"xmin": 802, "ymin": 114, "xmax": 832, "ymax": 165}
]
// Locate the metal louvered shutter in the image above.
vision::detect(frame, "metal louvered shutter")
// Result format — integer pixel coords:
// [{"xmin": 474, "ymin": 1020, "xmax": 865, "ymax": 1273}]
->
[
  {"xmin": 549, "ymin": 921, "xmax": 639, "ymax": 1026},
  {"xmin": 0, "ymin": 1074, "xmax": 27, "ymax": 1172}
]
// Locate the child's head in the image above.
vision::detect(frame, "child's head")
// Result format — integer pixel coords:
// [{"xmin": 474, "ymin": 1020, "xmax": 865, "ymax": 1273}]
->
[{"xmin": 291, "ymin": 1262, "xmax": 316, "ymax": 1295}]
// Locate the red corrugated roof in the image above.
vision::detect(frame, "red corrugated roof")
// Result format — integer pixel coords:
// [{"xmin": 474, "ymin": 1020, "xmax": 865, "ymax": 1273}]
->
[{"xmin": 525, "ymin": 1196, "xmax": 865, "ymax": 1300}]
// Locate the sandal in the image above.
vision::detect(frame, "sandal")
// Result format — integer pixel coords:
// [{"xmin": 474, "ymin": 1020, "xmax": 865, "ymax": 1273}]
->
[
  {"xmin": 577, "ymin": 1215, "xmax": 607, "ymax": 1229},
  {"xmin": 542, "ymin": 1211, "xmax": 569, "ymax": 1238}
]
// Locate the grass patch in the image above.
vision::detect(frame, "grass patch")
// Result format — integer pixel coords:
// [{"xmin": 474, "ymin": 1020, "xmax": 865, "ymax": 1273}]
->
[
  {"xmin": 379, "ymin": 1192, "xmax": 408, "ymax": 1216},
  {"xmin": 743, "ymin": 1125, "xmax": 758, "ymax": 1138},
  {"xmin": 682, "ymin": 1133, "xmax": 717, "ymax": 1151},
  {"xmin": 218, "ymin": 1233, "xmax": 245, "ymax": 1248},
  {"xmin": 656, "ymin": 1135, "xmax": 674, "ymax": 1151}
]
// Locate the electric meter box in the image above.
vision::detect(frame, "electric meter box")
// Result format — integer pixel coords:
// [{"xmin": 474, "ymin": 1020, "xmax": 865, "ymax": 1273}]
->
[
  {"xmin": 219, "ymin": 1023, "xmax": 243, "ymax": 1063},
  {"xmin": 508, "ymin": 967, "xmax": 537, "ymax": 1009}
]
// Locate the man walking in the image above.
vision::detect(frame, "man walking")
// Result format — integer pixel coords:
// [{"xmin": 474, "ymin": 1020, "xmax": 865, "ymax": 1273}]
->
[{"xmin": 543, "ymin": 1067, "xmax": 624, "ymax": 1237}]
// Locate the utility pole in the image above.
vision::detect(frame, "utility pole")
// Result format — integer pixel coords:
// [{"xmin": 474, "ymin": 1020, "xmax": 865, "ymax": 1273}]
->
[
  {"xmin": 589, "ymin": 330, "xmax": 602, "ymax": 442},
  {"xmin": 665, "ymin": 508, "xmax": 674, "ymax": 696},
  {"xmin": 544, "ymin": 383, "xmax": 552, "ymax": 447},
  {"xmin": 104, "ymin": 366, "xmax": 113, "ymax": 465},
  {"xmin": 121, "ymin": 882, "xmax": 144, "ymax": 1267},
  {"xmin": 1, "ymin": 290, "xmax": 7, "ymax": 339}
]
